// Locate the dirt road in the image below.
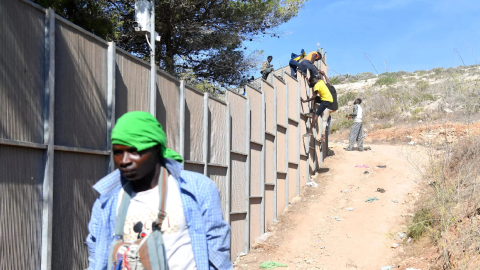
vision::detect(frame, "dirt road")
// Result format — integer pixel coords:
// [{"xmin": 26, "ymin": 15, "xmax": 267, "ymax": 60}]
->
[{"xmin": 235, "ymin": 143, "xmax": 426, "ymax": 270}]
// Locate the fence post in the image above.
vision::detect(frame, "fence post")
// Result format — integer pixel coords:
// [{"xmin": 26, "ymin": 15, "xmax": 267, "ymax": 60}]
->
[
  {"xmin": 41, "ymin": 8, "xmax": 55, "ymax": 270},
  {"xmin": 296, "ymin": 79, "xmax": 301, "ymax": 195},
  {"xmin": 179, "ymin": 80, "xmax": 185, "ymax": 161},
  {"xmin": 260, "ymin": 88, "xmax": 266, "ymax": 234},
  {"xmin": 244, "ymin": 96, "xmax": 251, "ymax": 253},
  {"xmin": 272, "ymin": 87, "xmax": 277, "ymax": 222},
  {"xmin": 107, "ymin": 42, "xmax": 116, "ymax": 172},
  {"xmin": 225, "ymin": 101, "xmax": 231, "ymax": 224},
  {"xmin": 284, "ymin": 82, "xmax": 289, "ymax": 207},
  {"xmin": 203, "ymin": 93, "xmax": 209, "ymax": 175}
]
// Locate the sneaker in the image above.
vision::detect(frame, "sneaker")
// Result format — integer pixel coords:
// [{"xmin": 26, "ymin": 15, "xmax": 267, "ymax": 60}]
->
[
  {"xmin": 344, "ymin": 148, "xmax": 353, "ymax": 151},
  {"xmin": 358, "ymin": 149, "xmax": 364, "ymax": 152}
]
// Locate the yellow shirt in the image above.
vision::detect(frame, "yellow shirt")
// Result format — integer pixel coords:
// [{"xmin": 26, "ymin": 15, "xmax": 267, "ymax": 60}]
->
[
  {"xmin": 305, "ymin": 51, "xmax": 319, "ymax": 63},
  {"xmin": 314, "ymin": 80, "xmax": 333, "ymax": 102}
]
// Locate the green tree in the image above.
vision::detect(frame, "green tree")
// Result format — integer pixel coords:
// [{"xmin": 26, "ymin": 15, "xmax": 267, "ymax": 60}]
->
[{"xmin": 33, "ymin": 0, "xmax": 306, "ymax": 87}]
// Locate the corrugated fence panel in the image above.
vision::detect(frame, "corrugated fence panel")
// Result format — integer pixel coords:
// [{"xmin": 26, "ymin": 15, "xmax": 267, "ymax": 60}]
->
[
  {"xmin": 263, "ymin": 83, "xmax": 275, "ymax": 135},
  {"xmin": 249, "ymin": 198, "xmax": 262, "ymax": 245},
  {"xmin": 246, "ymin": 86, "xmax": 262, "ymax": 143},
  {"xmin": 276, "ymin": 126, "xmax": 286, "ymax": 173},
  {"xmin": 51, "ymin": 151, "xmax": 108, "ymax": 270},
  {"xmin": 55, "ymin": 19, "xmax": 108, "ymax": 150},
  {"xmin": 299, "ymin": 77, "xmax": 309, "ymax": 115},
  {"xmin": 276, "ymin": 174, "xmax": 286, "ymax": 216},
  {"xmin": 115, "ymin": 51, "xmax": 149, "ymax": 117},
  {"xmin": 249, "ymin": 143, "xmax": 262, "ymax": 197},
  {"xmin": 275, "ymin": 80, "xmax": 286, "ymax": 128},
  {"xmin": 288, "ymin": 120, "xmax": 298, "ymax": 163},
  {"xmin": 300, "ymin": 115, "xmax": 308, "ymax": 156},
  {"xmin": 264, "ymin": 185, "xmax": 274, "ymax": 230},
  {"xmin": 288, "ymin": 164, "xmax": 297, "ymax": 201},
  {"xmin": 230, "ymin": 214, "xmax": 246, "ymax": 261},
  {"xmin": 156, "ymin": 73, "xmax": 180, "ymax": 153},
  {"xmin": 208, "ymin": 98, "xmax": 227, "ymax": 165},
  {"xmin": 265, "ymin": 135, "xmax": 275, "ymax": 184},
  {"xmin": 300, "ymin": 155, "xmax": 308, "ymax": 187},
  {"xmin": 207, "ymin": 166, "xmax": 228, "ymax": 218},
  {"xmin": 184, "ymin": 163, "xmax": 204, "ymax": 174},
  {"xmin": 286, "ymin": 76, "xmax": 298, "ymax": 121},
  {"xmin": 230, "ymin": 154, "xmax": 247, "ymax": 212},
  {"xmin": 227, "ymin": 92, "xmax": 247, "ymax": 154},
  {"xmin": 0, "ymin": 0, "xmax": 45, "ymax": 143},
  {"xmin": 184, "ymin": 87, "xmax": 204, "ymax": 162},
  {"xmin": 0, "ymin": 145, "xmax": 44, "ymax": 270}
]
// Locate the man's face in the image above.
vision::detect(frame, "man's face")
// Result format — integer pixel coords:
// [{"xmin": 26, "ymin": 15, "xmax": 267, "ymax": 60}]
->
[
  {"xmin": 113, "ymin": 145, "xmax": 158, "ymax": 181},
  {"xmin": 354, "ymin": 99, "xmax": 358, "ymax": 105},
  {"xmin": 268, "ymin": 57, "xmax": 272, "ymax": 63},
  {"xmin": 308, "ymin": 78, "xmax": 318, "ymax": 88}
]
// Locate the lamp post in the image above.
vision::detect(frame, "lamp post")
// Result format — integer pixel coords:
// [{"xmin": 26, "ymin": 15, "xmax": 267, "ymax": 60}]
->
[
  {"xmin": 149, "ymin": 0, "xmax": 156, "ymax": 116},
  {"xmin": 134, "ymin": 0, "xmax": 157, "ymax": 116}
]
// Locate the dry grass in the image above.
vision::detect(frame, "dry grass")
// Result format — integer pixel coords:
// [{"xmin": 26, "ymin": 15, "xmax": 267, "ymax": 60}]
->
[{"xmin": 407, "ymin": 134, "xmax": 480, "ymax": 269}]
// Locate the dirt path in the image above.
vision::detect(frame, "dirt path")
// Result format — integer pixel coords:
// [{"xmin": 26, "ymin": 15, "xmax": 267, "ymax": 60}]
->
[{"xmin": 235, "ymin": 143, "xmax": 426, "ymax": 270}]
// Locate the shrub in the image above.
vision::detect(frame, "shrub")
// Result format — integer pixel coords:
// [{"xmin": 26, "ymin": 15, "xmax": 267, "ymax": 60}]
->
[
  {"xmin": 330, "ymin": 118, "xmax": 353, "ymax": 134},
  {"xmin": 412, "ymin": 107, "xmax": 424, "ymax": 115},
  {"xmin": 330, "ymin": 77, "xmax": 341, "ymax": 85},
  {"xmin": 374, "ymin": 74, "xmax": 397, "ymax": 86},
  {"xmin": 337, "ymin": 91, "xmax": 357, "ymax": 107},
  {"xmin": 415, "ymin": 80, "xmax": 429, "ymax": 91},
  {"xmin": 407, "ymin": 208, "xmax": 433, "ymax": 240}
]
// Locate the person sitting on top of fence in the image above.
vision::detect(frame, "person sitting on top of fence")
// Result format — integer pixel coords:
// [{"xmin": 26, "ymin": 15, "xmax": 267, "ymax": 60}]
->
[
  {"xmin": 297, "ymin": 50, "xmax": 322, "ymax": 79},
  {"xmin": 289, "ymin": 49, "xmax": 306, "ymax": 78},
  {"xmin": 301, "ymin": 74, "xmax": 333, "ymax": 140},
  {"xmin": 260, "ymin": 56, "xmax": 274, "ymax": 80},
  {"xmin": 85, "ymin": 111, "xmax": 232, "ymax": 270}
]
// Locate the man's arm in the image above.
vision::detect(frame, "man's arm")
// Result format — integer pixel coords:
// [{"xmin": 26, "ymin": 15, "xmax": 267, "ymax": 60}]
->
[
  {"xmin": 348, "ymin": 104, "xmax": 358, "ymax": 119},
  {"xmin": 201, "ymin": 179, "xmax": 232, "ymax": 270},
  {"xmin": 319, "ymin": 71, "xmax": 332, "ymax": 86},
  {"xmin": 301, "ymin": 90, "xmax": 317, "ymax": 103}
]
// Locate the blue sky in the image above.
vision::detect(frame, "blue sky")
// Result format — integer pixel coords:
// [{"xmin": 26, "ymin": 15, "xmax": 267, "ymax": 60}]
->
[{"xmin": 244, "ymin": 0, "xmax": 480, "ymax": 76}]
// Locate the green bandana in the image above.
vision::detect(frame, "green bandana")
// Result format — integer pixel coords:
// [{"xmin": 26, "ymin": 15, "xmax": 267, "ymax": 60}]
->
[{"xmin": 111, "ymin": 111, "xmax": 183, "ymax": 163}]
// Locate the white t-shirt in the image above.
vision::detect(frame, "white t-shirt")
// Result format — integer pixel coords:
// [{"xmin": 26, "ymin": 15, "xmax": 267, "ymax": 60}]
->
[
  {"xmin": 117, "ymin": 175, "xmax": 197, "ymax": 270},
  {"xmin": 354, "ymin": 104, "xmax": 363, "ymax": 123}
]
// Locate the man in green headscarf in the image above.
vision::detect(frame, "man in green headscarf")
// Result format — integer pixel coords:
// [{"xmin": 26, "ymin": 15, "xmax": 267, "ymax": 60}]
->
[{"xmin": 86, "ymin": 111, "xmax": 232, "ymax": 270}]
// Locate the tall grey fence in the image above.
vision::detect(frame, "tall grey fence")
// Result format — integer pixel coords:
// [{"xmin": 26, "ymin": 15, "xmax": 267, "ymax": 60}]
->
[{"xmin": 0, "ymin": 1, "xmax": 328, "ymax": 269}]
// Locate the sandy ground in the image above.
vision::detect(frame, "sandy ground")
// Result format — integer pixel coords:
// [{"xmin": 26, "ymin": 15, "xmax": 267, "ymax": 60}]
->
[{"xmin": 235, "ymin": 143, "xmax": 426, "ymax": 270}]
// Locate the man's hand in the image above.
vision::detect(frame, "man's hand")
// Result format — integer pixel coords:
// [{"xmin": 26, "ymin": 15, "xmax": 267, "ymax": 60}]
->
[{"xmin": 301, "ymin": 97, "xmax": 306, "ymax": 103}]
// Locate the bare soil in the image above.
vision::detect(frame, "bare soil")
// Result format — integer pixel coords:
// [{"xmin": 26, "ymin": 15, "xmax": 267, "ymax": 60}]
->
[{"xmin": 234, "ymin": 143, "xmax": 427, "ymax": 269}]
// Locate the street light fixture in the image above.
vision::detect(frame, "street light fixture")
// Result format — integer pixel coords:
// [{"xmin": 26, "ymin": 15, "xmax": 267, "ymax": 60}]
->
[{"xmin": 134, "ymin": 0, "xmax": 160, "ymax": 116}]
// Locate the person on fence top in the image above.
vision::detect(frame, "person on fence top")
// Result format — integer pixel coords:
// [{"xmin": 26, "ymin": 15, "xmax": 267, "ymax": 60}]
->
[
  {"xmin": 301, "ymin": 71, "xmax": 333, "ymax": 140},
  {"xmin": 297, "ymin": 50, "xmax": 322, "ymax": 79},
  {"xmin": 289, "ymin": 49, "xmax": 306, "ymax": 77},
  {"xmin": 261, "ymin": 56, "xmax": 274, "ymax": 80},
  {"xmin": 86, "ymin": 111, "xmax": 232, "ymax": 270}
]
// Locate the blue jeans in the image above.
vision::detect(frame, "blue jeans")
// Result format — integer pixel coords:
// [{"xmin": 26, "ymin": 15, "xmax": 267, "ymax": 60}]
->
[
  {"xmin": 298, "ymin": 60, "xmax": 319, "ymax": 77},
  {"xmin": 289, "ymin": 59, "xmax": 299, "ymax": 77}
]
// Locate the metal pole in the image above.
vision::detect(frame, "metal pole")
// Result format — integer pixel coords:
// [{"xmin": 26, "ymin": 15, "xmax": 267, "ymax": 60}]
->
[
  {"xmin": 260, "ymin": 87, "xmax": 266, "ymax": 234},
  {"xmin": 284, "ymin": 82, "xmax": 288, "ymax": 207},
  {"xmin": 179, "ymin": 80, "xmax": 185, "ymax": 161},
  {"xmin": 244, "ymin": 96, "xmax": 251, "ymax": 253},
  {"xmin": 107, "ymin": 42, "xmax": 116, "ymax": 172},
  {"xmin": 272, "ymin": 87, "xmax": 277, "ymax": 222},
  {"xmin": 149, "ymin": 0, "xmax": 156, "ymax": 116},
  {"xmin": 203, "ymin": 93, "xmax": 209, "ymax": 175},
  {"xmin": 296, "ymin": 80, "xmax": 301, "ymax": 194},
  {"xmin": 225, "ymin": 102, "xmax": 231, "ymax": 224},
  {"xmin": 41, "ymin": 8, "xmax": 55, "ymax": 270}
]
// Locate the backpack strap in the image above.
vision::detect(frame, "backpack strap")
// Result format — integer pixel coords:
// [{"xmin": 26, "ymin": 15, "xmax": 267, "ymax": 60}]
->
[{"xmin": 153, "ymin": 166, "xmax": 168, "ymax": 230}]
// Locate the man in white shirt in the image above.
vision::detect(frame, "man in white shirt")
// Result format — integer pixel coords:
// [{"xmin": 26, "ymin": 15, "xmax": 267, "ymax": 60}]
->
[{"xmin": 345, "ymin": 98, "xmax": 364, "ymax": 151}]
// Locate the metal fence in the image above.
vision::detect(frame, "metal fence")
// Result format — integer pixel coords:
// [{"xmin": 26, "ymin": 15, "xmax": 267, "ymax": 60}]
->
[{"xmin": 0, "ymin": 1, "xmax": 328, "ymax": 269}]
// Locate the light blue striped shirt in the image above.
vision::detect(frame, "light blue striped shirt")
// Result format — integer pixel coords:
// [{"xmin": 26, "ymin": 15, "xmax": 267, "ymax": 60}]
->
[{"xmin": 86, "ymin": 158, "xmax": 232, "ymax": 270}]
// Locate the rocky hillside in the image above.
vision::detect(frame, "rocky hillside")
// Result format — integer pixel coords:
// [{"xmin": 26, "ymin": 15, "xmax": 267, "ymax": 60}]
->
[{"xmin": 329, "ymin": 65, "xmax": 480, "ymax": 136}]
